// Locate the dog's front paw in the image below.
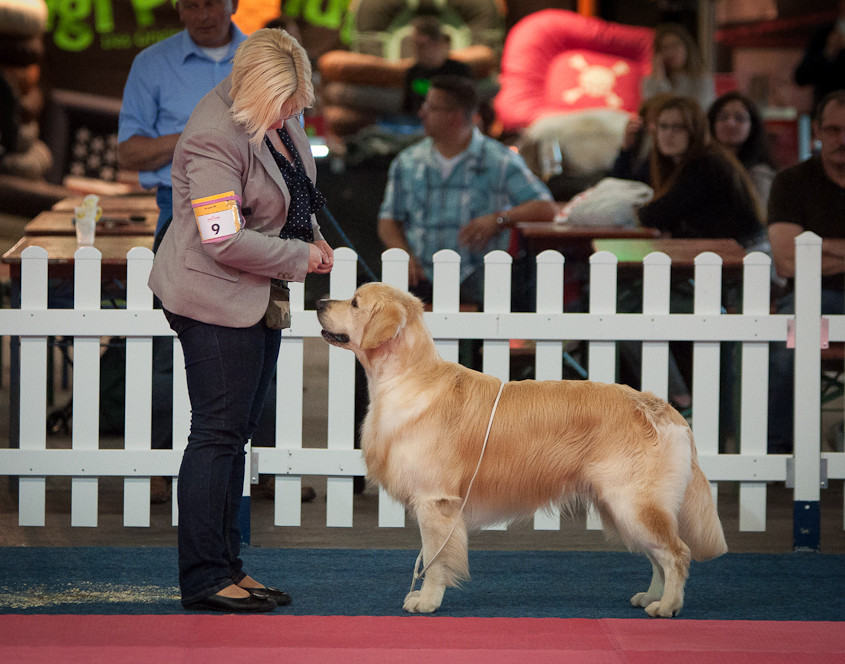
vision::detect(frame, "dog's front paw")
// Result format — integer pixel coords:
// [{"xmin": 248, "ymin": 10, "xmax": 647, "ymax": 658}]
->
[
  {"xmin": 403, "ymin": 590, "xmax": 441, "ymax": 614},
  {"xmin": 630, "ymin": 591, "xmax": 660, "ymax": 608},
  {"xmin": 644, "ymin": 599, "xmax": 681, "ymax": 618}
]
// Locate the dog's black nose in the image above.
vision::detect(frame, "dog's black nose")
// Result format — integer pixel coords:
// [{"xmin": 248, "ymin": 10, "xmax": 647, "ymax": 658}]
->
[{"xmin": 316, "ymin": 299, "xmax": 328, "ymax": 312}]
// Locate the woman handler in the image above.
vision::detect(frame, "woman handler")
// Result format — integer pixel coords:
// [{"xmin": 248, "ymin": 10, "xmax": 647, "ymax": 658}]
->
[{"xmin": 149, "ymin": 28, "xmax": 333, "ymax": 612}]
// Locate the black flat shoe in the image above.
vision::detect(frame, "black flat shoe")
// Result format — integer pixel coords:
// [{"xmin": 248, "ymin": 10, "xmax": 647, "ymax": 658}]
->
[
  {"xmin": 245, "ymin": 586, "xmax": 292, "ymax": 606},
  {"xmin": 185, "ymin": 592, "xmax": 277, "ymax": 613}
]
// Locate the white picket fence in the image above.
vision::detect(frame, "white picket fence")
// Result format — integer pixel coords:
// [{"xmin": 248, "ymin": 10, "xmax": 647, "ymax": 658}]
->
[{"xmin": 1, "ymin": 231, "xmax": 843, "ymax": 548}]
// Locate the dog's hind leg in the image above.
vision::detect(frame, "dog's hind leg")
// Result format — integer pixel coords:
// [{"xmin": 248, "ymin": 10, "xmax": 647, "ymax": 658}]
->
[
  {"xmin": 404, "ymin": 496, "xmax": 469, "ymax": 614},
  {"xmin": 630, "ymin": 553, "xmax": 664, "ymax": 609},
  {"xmin": 602, "ymin": 498, "xmax": 691, "ymax": 617},
  {"xmin": 642, "ymin": 537, "xmax": 690, "ymax": 617}
]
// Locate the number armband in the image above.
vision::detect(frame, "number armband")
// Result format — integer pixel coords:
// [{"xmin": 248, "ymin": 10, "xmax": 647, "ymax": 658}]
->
[{"xmin": 192, "ymin": 191, "xmax": 242, "ymax": 243}]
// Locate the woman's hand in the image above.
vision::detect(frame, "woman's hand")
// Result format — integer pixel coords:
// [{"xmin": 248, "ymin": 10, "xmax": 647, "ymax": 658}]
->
[
  {"xmin": 622, "ymin": 115, "xmax": 644, "ymax": 150},
  {"xmin": 651, "ymin": 54, "xmax": 666, "ymax": 80},
  {"xmin": 307, "ymin": 240, "xmax": 334, "ymax": 274}
]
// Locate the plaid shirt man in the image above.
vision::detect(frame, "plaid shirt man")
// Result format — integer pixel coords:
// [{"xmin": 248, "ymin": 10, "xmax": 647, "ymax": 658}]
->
[{"xmin": 378, "ymin": 128, "xmax": 554, "ymax": 286}]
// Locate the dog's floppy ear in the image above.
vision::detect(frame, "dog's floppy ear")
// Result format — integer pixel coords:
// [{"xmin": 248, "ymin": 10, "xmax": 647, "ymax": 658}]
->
[{"xmin": 361, "ymin": 298, "xmax": 407, "ymax": 349}]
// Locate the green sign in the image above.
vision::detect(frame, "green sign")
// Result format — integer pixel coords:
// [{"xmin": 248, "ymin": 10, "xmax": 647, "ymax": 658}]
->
[{"xmin": 45, "ymin": 0, "xmax": 180, "ymax": 53}]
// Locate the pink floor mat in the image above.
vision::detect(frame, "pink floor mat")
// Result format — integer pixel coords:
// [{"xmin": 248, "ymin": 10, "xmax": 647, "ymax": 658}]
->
[{"xmin": 2, "ymin": 615, "xmax": 844, "ymax": 663}]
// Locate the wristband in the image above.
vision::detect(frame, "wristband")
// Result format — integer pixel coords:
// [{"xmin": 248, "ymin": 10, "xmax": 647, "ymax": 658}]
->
[{"xmin": 495, "ymin": 214, "xmax": 511, "ymax": 229}]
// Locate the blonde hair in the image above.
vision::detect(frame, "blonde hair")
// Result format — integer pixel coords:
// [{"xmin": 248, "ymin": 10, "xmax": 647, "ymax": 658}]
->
[{"xmin": 229, "ymin": 28, "xmax": 314, "ymax": 145}]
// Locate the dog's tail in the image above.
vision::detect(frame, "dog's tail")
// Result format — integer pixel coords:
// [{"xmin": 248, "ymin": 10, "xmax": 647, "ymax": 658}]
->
[{"xmin": 678, "ymin": 442, "xmax": 728, "ymax": 561}]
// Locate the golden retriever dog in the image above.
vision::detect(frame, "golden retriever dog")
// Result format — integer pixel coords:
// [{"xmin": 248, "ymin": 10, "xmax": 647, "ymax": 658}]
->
[{"xmin": 317, "ymin": 282, "xmax": 727, "ymax": 617}]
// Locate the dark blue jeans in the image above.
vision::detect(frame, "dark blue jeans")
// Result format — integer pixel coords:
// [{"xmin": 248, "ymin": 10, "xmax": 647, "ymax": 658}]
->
[
  {"xmin": 155, "ymin": 186, "xmax": 173, "ymax": 237},
  {"xmin": 163, "ymin": 309, "xmax": 281, "ymax": 605},
  {"xmin": 767, "ymin": 290, "xmax": 844, "ymax": 453}
]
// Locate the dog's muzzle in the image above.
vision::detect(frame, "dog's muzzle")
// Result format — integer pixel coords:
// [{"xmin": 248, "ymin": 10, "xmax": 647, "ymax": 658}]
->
[
  {"xmin": 315, "ymin": 300, "xmax": 350, "ymax": 344},
  {"xmin": 321, "ymin": 330, "xmax": 350, "ymax": 344}
]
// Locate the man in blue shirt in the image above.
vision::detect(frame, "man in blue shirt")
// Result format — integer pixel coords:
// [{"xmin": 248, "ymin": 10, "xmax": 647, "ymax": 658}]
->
[
  {"xmin": 118, "ymin": 0, "xmax": 246, "ymax": 238},
  {"xmin": 117, "ymin": 1, "xmax": 244, "ymax": 504},
  {"xmin": 378, "ymin": 75, "xmax": 557, "ymax": 307}
]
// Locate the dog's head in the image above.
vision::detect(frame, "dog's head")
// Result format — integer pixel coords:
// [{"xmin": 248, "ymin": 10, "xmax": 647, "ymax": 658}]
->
[{"xmin": 317, "ymin": 283, "xmax": 426, "ymax": 362}]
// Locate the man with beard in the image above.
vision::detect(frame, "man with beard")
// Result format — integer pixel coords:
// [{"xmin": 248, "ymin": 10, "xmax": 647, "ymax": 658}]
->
[{"xmin": 766, "ymin": 90, "xmax": 845, "ymax": 453}]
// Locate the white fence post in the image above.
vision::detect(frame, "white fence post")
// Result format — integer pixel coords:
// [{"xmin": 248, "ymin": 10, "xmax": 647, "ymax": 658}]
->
[
  {"xmin": 483, "ymin": 250, "xmax": 512, "ymax": 382},
  {"xmin": 70, "ymin": 247, "xmax": 103, "ymax": 527},
  {"xmin": 692, "ymin": 252, "xmax": 723, "ymax": 508},
  {"xmin": 738, "ymin": 251, "xmax": 773, "ymax": 531},
  {"xmin": 793, "ymin": 231, "xmax": 822, "ymax": 550},
  {"xmin": 273, "ymin": 279, "xmax": 307, "ymax": 527},
  {"xmin": 18, "ymin": 246, "xmax": 49, "ymax": 526},
  {"xmin": 586, "ymin": 251, "xmax": 618, "ymax": 529},
  {"xmin": 588, "ymin": 251, "xmax": 618, "ymax": 384},
  {"xmin": 325, "ymin": 247, "xmax": 358, "ymax": 527},
  {"xmin": 377, "ymin": 248, "xmax": 411, "ymax": 528},
  {"xmin": 432, "ymin": 249, "xmax": 461, "ymax": 363},
  {"xmin": 533, "ymin": 250, "xmax": 564, "ymax": 531},
  {"xmin": 123, "ymin": 246, "xmax": 155, "ymax": 527},
  {"xmin": 482, "ymin": 251, "xmax": 512, "ymax": 532},
  {"xmin": 641, "ymin": 252, "xmax": 672, "ymax": 400}
]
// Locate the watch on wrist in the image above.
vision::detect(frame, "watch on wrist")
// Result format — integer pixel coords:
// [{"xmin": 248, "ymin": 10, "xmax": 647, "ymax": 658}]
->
[{"xmin": 495, "ymin": 214, "xmax": 511, "ymax": 230}]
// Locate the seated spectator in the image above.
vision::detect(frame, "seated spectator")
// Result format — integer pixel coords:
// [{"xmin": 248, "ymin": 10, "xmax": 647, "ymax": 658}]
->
[
  {"xmin": 626, "ymin": 96, "xmax": 764, "ymax": 415},
  {"xmin": 708, "ymin": 91, "xmax": 776, "ymax": 211},
  {"xmin": 117, "ymin": 0, "xmax": 245, "ymax": 504},
  {"xmin": 378, "ymin": 75, "xmax": 556, "ymax": 309},
  {"xmin": 638, "ymin": 95, "xmax": 765, "ymax": 247},
  {"xmin": 767, "ymin": 90, "xmax": 845, "ymax": 454},
  {"xmin": 611, "ymin": 92, "xmax": 674, "ymax": 184},
  {"xmin": 118, "ymin": 0, "xmax": 246, "ymax": 239},
  {"xmin": 794, "ymin": 0, "xmax": 845, "ymax": 109},
  {"xmin": 641, "ymin": 23, "xmax": 715, "ymax": 111},
  {"xmin": 402, "ymin": 16, "xmax": 473, "ymax": 117}
]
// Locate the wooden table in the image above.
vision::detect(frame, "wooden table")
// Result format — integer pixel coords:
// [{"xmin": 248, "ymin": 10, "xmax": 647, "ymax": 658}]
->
[
  {"xmin": 517, "ymin": 221, "xmax": 661, "ymax": 253},
  {"xmin": 51, "ymin": 193, "xmax": 158, "ymax": 213},
  {"xmin": 592, "ymin": 238, "xmax": 746, "ymax": 269},
  {"xmin": 2, "ymin": 234, "xmax": 154, "ymax": 281},
  {"xmin": 24, "ymin": 210, "xmax": 157, "ymax": 236}
]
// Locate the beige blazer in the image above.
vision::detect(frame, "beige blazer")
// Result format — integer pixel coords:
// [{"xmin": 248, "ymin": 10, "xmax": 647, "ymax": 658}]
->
[{"xmin": 148, "ymin": 76, "xmax": 324, "ymax": 328}]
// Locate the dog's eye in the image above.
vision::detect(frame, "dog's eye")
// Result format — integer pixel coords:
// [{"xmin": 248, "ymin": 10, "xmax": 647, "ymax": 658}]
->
[{"xmin": 351, "ymin": 298, "xmax": 358, "ymax": 308}]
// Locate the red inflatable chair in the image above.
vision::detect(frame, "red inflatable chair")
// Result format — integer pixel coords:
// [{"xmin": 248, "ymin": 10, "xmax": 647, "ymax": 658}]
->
[{"xmin": 494, "ymin": 9, "xmax": 653, "ymax": 132}]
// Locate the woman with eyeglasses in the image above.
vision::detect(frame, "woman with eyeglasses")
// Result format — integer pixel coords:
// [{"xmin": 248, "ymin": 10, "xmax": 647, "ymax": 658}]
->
[
  {"xmin": 625, "ymin": 96, "xmax": 764, "ymax": 428},
  {"xmin": 637, "ymin": 95, "xmax": 764, "ymax": 247},
  {"xmin": 707, "ymin": 91, "xmax": 776, "ymax": 211},
  {"xmin": 148, "ymin": 28, "xmax": 334, "ymax": 613}
]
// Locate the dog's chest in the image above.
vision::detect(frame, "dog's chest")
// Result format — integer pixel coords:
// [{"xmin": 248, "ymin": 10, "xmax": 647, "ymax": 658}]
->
[{"xmin": 361, "ymin": 393, "xmax": 442, "ymax": 497}]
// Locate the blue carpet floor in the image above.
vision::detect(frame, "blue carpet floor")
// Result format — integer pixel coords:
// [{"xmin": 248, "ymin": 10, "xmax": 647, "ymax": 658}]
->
[{"xmin": 0, "ymin": 547, "xmax": 843, "ymax": 620}]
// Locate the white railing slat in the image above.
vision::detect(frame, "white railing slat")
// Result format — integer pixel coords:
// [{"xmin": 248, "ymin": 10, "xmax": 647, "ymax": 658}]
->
[
  {"xmin": 123, "ymin": 247, "xmax": 155, "ymax": 526},
  {"xmin": 325, "ymin": 248, "xmax": 357, "ymax": 527},
  {"xmin": 17, "ymin": 246, "xmax": 49, "ymax": 526},
  {"xmin": 738, "ymin": 252, "xmax": 773, "ymax": 531},
  {"xmin": 641, "ymin": 252, "xmax": 672, "ymax": 400},
  {"xmin": 533, "ymin": 251, "xmax": 564, "ymax": 530}
]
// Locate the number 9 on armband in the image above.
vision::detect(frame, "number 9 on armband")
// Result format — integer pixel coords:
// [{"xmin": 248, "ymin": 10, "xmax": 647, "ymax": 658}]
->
[{"xmin": 192, "ymin": 191, "xmax": 243, "ymax": 243}]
